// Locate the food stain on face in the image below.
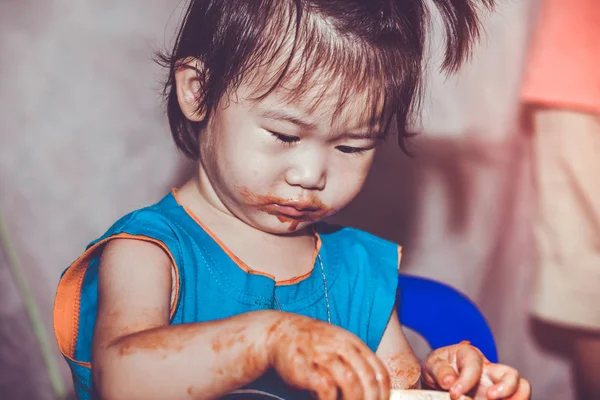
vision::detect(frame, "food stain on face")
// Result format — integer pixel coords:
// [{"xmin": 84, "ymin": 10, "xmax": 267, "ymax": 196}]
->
[{"xmin": 238, "ymin": 187, "xmax": 330, "ymax": 231}]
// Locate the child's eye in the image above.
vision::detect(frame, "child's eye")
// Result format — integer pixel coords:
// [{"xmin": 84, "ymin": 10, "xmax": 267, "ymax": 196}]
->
[
  {"xmin": 270, "ymin": 131, "xmax": 299, "ymax": 145},
  {"xmin": 336, "ymin": 145, "xmax": 371, "ymax": 155}
]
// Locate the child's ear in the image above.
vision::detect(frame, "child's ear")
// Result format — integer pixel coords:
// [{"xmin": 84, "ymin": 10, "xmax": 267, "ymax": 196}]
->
[{"xmin": 174, "ymin": 57, "xmax": 206, "ymax": 122}]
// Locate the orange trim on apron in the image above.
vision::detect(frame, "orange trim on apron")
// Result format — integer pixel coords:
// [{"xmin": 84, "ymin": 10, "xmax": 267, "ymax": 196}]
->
[{"xmin": 53, "ymin": 233, "xmax": 181, "ymax": 366}]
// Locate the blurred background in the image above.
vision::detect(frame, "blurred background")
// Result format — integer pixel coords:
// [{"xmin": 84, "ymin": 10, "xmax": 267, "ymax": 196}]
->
[{"xmin": 0, "ymin": 0, "xmax": 583, "ymax": 399}]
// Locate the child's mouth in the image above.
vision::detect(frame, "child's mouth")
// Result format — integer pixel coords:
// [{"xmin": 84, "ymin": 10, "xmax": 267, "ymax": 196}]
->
[
  {"xmin": 270, "ymin": 203, "xmax": 320, "ymax": 218},
  {"xmin": 262, "ymin": 202, "xmax": 327, "ymax": 231},
  {"xmin": 237, "ymin": 186, "xmax": 330, "ymax": 228}
]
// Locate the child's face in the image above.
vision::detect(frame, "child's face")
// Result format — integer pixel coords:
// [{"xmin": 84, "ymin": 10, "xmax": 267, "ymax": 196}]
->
[{"xmin": 188, "ymin": 74, "xmax": 384, "ymax": 234}]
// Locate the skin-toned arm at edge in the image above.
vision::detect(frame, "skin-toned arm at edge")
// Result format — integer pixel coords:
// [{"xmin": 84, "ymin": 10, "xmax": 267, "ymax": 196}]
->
[
  {"xmin": 91, "ymin": 239, "xmax": 277, "ymax": 400},
  {"xmin": 92, "ymin": 239, "xmax": 391, "ymax": 400},
  {"xmin": 376, "ymin": 305, "xmax": 422, "ymax": 390},
  {"xmin": 377, "ymin": 306, "xmax": 532, "ymax": 399}
]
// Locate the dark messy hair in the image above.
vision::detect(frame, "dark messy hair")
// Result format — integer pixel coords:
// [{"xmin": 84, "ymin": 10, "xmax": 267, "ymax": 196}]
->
[{"xmin": 159, "ymin": 0, "xmax": 495, "ymax": 159}]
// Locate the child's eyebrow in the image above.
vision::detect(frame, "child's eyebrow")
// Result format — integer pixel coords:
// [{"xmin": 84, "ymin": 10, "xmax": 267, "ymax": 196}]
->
[{"xmin": 257, "ymin": 108, "xmax": 318, "ymax": 130}]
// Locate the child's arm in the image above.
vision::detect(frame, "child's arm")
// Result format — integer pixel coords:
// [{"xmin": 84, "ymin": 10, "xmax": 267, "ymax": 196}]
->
[
  {"xmin": 92, "ymin": 239, "xmax": 391, "ymax": 400},
  {"xmin": 421, "ymin": 343, "xmax": 531, "ymax": 399},
  {"xmin": 92, "ymin": 239, "xmax": 276, "ymax": 400},
  {"xmin": 375, "ymin": 306, "xmax": 422, "ymax": 389},
  {"xmin": 377, "ymin": 303, "xmax": 531, "ymax": 399}
]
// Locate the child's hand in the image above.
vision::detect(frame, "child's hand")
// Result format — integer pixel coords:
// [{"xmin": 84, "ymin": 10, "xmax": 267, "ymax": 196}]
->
[
  {"xmin": 422, "ymin": 341, "xmax": 531, "ymax": 400},
  {"xmin": 267, "ymin": 313, "xmax": 390, "ymax": 400}
]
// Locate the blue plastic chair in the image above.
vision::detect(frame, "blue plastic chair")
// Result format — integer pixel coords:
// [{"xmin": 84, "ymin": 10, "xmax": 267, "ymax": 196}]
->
[{"xmin": 397, "ymin": 275, "xmax": 498, "ymax": 363}]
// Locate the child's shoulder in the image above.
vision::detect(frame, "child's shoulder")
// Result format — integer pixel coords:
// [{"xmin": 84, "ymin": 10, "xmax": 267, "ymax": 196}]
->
[{"xmin": 87, "ymin": 192, "xmax": 183, "ymax": 249}]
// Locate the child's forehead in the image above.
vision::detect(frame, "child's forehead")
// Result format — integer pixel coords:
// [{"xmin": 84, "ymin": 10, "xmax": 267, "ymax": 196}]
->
[
  {"xmin": 219, "ymin": 13, "xmax": 395, "ymax": 132},
  {"xmin": 210, "ymin": 6, "xmax": 400, "ymax": 131},
  {"xmin": 235, "ymin": 63, "xmax": 388, "ymax": 129},
  {"xmin": 244, "ymin": 79, "xmax": 383, "ymax": 130}
]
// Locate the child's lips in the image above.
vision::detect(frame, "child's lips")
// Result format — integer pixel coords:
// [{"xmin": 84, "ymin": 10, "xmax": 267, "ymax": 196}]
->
[
  {"xmin": 272, "ymin": 203, "xmax": 320, "ymax": 218},
  {"xmin": 238, "ymin": 187, "xmax": 329, "ymax": 221}
]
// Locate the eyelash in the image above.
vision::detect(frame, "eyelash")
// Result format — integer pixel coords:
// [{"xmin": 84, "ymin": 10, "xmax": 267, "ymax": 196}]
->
[
  {"xmin": 270, "ymin": 131, "xmax": 371, "ymax": 155},
  {"xmin": 336, "ymin": 145, "xmax": 370, "ymax": 155},
  {"xmin": 271, "ymin": 132, "xmax": 299, "ymax": 146}
]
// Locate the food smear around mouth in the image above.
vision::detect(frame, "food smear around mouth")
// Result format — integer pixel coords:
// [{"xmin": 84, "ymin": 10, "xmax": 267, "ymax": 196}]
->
[{"xmin": 238, "ymin": 187, "xmax": 330, "ymax": 231}]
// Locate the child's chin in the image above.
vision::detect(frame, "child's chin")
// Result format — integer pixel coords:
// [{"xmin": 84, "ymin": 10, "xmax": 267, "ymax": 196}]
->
[{"xmin": 256, "ymin": 219, "xmax": 315, "ymax": 235}]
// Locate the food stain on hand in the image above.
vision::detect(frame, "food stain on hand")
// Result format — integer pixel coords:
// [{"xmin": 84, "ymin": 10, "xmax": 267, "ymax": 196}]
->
[
  {"xmin": 206, "ymin": 318, "xmax": 272, "ymax": 387},
  {"xmin": 213, "ymin": 342, "xmax": 267, "ymax": 387},
  {"xmin": 265, "ymin": 313, "xmax": 389, "ymax": 397}
]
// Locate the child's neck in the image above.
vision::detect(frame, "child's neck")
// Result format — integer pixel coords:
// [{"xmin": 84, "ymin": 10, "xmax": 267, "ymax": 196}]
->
[{"xmin": 176, "ymin": 178, "xmax": 318, "ymax": 282}]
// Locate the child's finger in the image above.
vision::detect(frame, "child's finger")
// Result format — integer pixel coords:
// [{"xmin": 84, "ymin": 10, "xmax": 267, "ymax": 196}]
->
[
  {"xmin": 275, "ymin": 346, "xmax": 312, "ymax": 390},
  {"xmin": 308, "ymin": 366, "xmax": 337, "ymax": 400},
  {"xmin": 326, "ymin": 356, "xmax": 363, "ymax": 400},
  {"xmin": 422, "ymin": 358, "xmax": 459, "ymax": 390},
  {"xmin": 449, "ymin": 346, "xmax": 483, "ymax": 398},
  {"xmin": 341, "ymin": 344, "xmax": 382, "ymax": 400},
  {"xmin": 505, "ymin": 378, "xmax": 532, "ymax": 400},
  {"xmin": 435, "ymin": 365, "xmax": 459, "ymax": 390},
  {"xmin": 361, "ymin": 345, "xmax": 391, "ymax": 399},
  {"xmin": 483, "ymin": 364, "xmax": 520, "ymax": 399}
]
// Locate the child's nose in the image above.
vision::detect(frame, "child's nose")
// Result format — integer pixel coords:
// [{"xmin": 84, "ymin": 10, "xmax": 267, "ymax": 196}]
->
[{"xmin": 284, "ymin": 156, "xmax": 327, "ymax": 191}]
